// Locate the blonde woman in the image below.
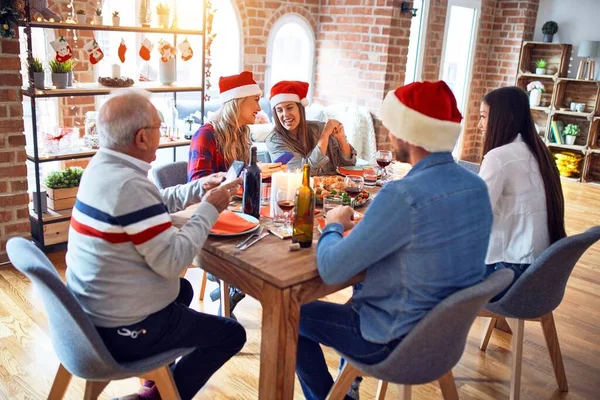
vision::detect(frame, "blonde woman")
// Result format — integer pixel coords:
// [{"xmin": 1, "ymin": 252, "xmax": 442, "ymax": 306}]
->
[{"xmin": 188, "ymin": 71, "xmax": 262, "ymax": 180}]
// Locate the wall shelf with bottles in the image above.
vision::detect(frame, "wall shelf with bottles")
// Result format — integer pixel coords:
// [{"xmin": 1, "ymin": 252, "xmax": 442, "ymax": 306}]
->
[{"xmin": 21, "ymin": 0, "xmax": 208, "ymax": 250}]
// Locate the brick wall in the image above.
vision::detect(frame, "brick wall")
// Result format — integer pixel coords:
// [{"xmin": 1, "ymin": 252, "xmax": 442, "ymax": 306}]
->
[
  {"xmin": 0, "ymin": 36, "xmax": 29, "ymax": 263},
  {"xmin": 421, "ymin": 0, "xmax": 447, "ymax": 81},
  {"xmin": 454, "ymin": 0, "xmax": 539, "ymax": 162},
  {"xmin": 314, "ymin": 0, "xmax": 413, "ymax": 149}
]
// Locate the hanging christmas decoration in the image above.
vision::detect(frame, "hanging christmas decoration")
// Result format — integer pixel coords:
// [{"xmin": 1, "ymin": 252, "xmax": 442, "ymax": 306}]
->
[
  {"xmin": 178, "ymin": 38, "xmax": 193, "ymax": 61},
  {"xmin": 118, "ymin": 38, "xmax": 127, "ymax": 63},
  {"xmin": 139, "ymin": 38, "xmax": 153, "ymax": 61},
  {"xmin": 0, "ymin": 0, "xmax": 23, "ymax": 38},
  {"xmin": 50, "ymin": 36, "xmax": 73, "ymax": 63},
  {"xmin": 83, "ymin": 38, "xmax": 104, "ymax": 65},
  {"xmin": 158, "ymin": 39, "xmax": 176, "ymax": 63},
  {"xmin": 204, "ymin": 0, "xmax": 216, "ymax": 100}
]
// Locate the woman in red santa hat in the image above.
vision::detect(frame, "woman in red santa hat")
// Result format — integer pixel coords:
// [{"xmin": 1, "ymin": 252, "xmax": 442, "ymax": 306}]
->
[
  {"xmin": 188, "ymin": 71, "xmax": 281, "ymax": 316},
  {"xmin": 266, "ymin": 81, "xmax": 357, "ymax": 175}
]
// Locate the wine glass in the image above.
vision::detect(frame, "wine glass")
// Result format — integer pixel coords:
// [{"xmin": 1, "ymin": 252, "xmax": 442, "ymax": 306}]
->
[
  {"xmin": 276, "ymin": 188, "xmax": 295, "ymax": 234},
  {"xmin": 344, "ymin": 176, "xmax": 364, "ymax": 209},
  {"xmin": 376, "ymin": 150, "xmax": 393, "ymax": 181}
]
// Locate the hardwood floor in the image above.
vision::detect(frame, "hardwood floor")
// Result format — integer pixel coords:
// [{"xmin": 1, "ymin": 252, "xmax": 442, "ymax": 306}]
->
[{"xmin": 0, "ymin": 179, "xmax": 599, "ymax": 399}]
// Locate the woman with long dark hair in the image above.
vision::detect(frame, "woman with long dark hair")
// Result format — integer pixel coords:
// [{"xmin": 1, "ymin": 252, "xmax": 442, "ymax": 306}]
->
[
  {"xmin": 478, "ymin": 86, "xmax": 566, "ymax": 295},
  {"xmin": 266, "ymin": 80, "xmax": 357, "ymax": 175}
]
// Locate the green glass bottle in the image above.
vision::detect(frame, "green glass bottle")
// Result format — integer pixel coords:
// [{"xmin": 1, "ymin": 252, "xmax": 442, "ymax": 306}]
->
[{"xmin": 292, "ymin": 164, "xmax": 315, "ymax": 248}]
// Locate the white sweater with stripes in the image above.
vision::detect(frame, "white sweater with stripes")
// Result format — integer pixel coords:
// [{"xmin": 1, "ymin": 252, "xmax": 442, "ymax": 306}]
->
[{"xmin": 66, "ymin": 148, "xmax": 218, "ymax": 327}]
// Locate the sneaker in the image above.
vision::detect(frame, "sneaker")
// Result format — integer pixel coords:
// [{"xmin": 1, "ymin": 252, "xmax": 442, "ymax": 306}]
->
[
  {"xmin": 206, "ymin": 273, "xmax": 220, "ymax": 283},
  {"xmin": 347, "ymin": 379, "xmax": 361, "ymax": 400}
]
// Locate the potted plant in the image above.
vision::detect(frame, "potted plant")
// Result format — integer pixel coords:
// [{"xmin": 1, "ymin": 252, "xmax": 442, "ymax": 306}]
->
[
  {"xmin": 542, "ymin": 21, "xmax": 558, "ymax": 43},
  {"xmin": 526, "ymin": 81, "xmax": 545, "ymax": 107},
  {"xmin": 563, "ymin": 124, "xmax": 580, "ymax": 145},
  {"xmin": 30, "ymin": 58, "xmax": 45, "ymax": 90},
  {"xmin": 156, "ymin": 2, "xmax": 170, "ymax": 29},
  {"xmin": 93, "ymin": 8, "xmax": 102, "ymax": 24},
  {"xmin": 535, "ymin": 59, "xmax": 547, "ymax": 75},
  {"xmin": 42, "ymin": 167, "xmax": 84, "ymax": 211},
  {"xmin": 49, "ymin": 59, "xmax": 72, "ymax": 89},
  {"xmin": 112, "ymin": 11, "xmax": 120, "ymax": 26},
  {"xmin": 75, "ymin": 9, "xmax": 86, "ymax": 24}
]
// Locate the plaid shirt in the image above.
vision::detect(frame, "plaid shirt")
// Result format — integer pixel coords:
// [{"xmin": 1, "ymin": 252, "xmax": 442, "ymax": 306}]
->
[{"xmin": 187, "ymin": 123, "xmax": 227, "ymax": 181}]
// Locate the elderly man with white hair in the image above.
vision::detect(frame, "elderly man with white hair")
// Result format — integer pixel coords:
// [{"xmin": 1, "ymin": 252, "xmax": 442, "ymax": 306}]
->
[{"xmin": 65, "ymin": 88, "xmax": 246, "ymax": 400}]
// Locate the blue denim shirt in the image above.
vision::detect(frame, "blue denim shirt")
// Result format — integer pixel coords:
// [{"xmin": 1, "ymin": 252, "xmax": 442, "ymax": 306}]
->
[{"xmin": 317, "ymin": 152, "xmax": 492, "ymax": 344}]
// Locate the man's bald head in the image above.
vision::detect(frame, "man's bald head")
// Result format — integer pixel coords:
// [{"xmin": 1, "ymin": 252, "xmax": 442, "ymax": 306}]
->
[{"xmin": 97, "ymin": 88, "xmax": 158, "ymax": 151}]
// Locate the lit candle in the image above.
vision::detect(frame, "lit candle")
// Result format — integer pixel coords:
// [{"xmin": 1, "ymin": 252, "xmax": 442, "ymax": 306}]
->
[
  {"xmin": 269, "ymin": 170, "xmax": 304, "ymax": 217},
  {"xmin": 111, "ymin": 64, "xmax": 121, "ymax": 79}
]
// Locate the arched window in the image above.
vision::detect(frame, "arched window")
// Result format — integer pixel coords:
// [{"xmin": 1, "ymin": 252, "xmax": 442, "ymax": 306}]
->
[{"xmin": 266, "ymin": 14, "xmax": 315, "ymax": 96}]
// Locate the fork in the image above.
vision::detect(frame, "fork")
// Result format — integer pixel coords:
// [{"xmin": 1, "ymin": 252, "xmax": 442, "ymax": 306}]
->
[{"xmin": 235, "ymin": 225, "xmax": 263, "ymax": 249}]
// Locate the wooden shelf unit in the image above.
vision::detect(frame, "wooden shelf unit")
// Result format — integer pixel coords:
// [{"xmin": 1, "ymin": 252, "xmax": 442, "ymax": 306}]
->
[
  {"xmin": 516, "ymin": 41, "xmax": 600, "ymax": 184},
  {"xmin": 517, "ymin": 42, "xmax": 572, "ymax": 78},
  {"xmin": 21, "ymin": 0, "xmax": 208, "ymax": 250}
]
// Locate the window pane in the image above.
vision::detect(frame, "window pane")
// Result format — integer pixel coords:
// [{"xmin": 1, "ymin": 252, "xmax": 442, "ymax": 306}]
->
[
  {"xmin": 269, "ymin": 20, "xmax": 313, "ymax": 90},
  {"xmin": 440, "ymin": 5, "xmax": 477, "ymax": 114}
]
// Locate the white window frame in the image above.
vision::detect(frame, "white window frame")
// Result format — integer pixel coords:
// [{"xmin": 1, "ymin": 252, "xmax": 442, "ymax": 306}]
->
[
  {"xmin": 265, "ymin": 14, "xmax": 316, "ymax": 99},
  {"xmin": 438, "ymin": 0, "xmax": 481, "ymax": 114}
]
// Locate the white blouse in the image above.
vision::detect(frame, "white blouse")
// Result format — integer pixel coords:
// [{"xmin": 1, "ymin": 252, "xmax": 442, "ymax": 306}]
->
[{"xmin": 478, "ymin": 134, "xmax": 550, "ymax": 265}]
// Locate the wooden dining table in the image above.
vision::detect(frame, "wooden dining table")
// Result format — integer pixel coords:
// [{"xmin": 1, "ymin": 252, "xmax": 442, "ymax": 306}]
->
[{"xmin": 172, "ymin": 200, "xmax": 366, "ymax": 399}]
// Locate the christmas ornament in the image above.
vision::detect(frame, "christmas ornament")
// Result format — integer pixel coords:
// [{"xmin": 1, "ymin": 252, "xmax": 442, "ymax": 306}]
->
[
  {"xmin": 178, "ymin": 39, "xmax": 193, "ymax": 61},
  {"xmin": 158, "ymin": 39, "xmax": 176, "ymax": 63},
  {"xmin": 50, "ymin": 36, "xmax": 73, "ymax": 63},
  {"xmin": 139, "ymin": 38, "xmax": 153, "ymax": 61},
  {"xmin": 84, "ymin": 39, "xmax": 104, "ymax": 65},
  {"xmin": 118, "ymin": 38, "xmax": 127, "ymax": 63}
]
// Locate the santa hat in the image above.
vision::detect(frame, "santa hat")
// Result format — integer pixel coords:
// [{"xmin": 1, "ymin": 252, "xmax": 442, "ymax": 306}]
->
[
  {"xmin": 270, "ymin": 81, "xmax": 310, "ymax": 108},
  {"xmin": 219, "ymin": 71, "xmax": 262, "ymax": 104},
  {"xmin": 379, "ymin": 81, "xmax": 463, "ymax": 152}
]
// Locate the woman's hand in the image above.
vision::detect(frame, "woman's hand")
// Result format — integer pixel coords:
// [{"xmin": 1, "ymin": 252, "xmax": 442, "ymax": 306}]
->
[
  {"xmin": 322, "ymin": 119, "xmax": 342, "ymax": 138},
  {"xmin": 258, "ymin": 162, "xmax": 286, "ymax": 178}
]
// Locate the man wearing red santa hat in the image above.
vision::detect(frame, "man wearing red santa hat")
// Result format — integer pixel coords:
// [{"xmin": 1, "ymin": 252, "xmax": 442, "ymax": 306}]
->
[
  {"xmin": 294, "ymin": 81, "xmax": 494, "ymax": 400},
  {"xmin": 266, "ymin": 80, "xmax": 357, "ymax": 175}
]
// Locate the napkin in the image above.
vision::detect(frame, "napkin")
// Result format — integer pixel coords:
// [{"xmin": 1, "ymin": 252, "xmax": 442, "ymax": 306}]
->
[
  {"xmin": 211, "ymin": 210, "xmax": 259, "ymax": 234},
  {"xmin": 338, "ymin": 166, "xmax": 363, "ymax": 177}
]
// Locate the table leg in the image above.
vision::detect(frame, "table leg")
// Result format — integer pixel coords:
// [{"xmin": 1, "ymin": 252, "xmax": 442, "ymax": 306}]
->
[{"xmin": 259, "ymin": 284, "xmax": 301, "ymax": 400}]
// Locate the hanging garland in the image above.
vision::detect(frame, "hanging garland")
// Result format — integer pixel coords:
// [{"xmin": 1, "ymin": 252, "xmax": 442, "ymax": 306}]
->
[
  {"xmin": 0, "ymin": 0, "xmax": 25, "ymax": 38},
  {"xmin": 204, "ymin": 0, "xmax": 216, "ymax": 101}
]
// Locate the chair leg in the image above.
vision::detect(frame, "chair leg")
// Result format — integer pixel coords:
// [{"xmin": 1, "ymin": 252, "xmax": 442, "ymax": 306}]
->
[
  {"xmin": 220, "ymin": 279, "xmax": 231, "ymax": 317},
  {"xmin": 506, "ymin": 318, "xmax": 524, "ymax": 400},
  {"xmin": 199, "ymin": 269, "xmax": 208, "ymax": 301},
  {"xmin": 326, "ymin": 361, "xmax": 362, "ymax": 400},
  {"xmin": 83, "ymin": 380, "xmax": 110, "ymax": 400},
  {"xmin": 438, "ymin": 370, "xmax": 459, "ymax": 400},
  {"xmin": 540, "ymin": 312, "xmax": 568, "ymax": 392},
  {"xmin": 142, "ymin": 366, "xmax": 181, "ymax": 400},
  {"xmin": 480, "ymin": 317, "xmax": 497, "ymax": 351},
  {"xmin": 47, "ymin": 363, "xmax": 72, "ymax": 400},
  {"xmin": 375, "ymin": 380, "xmax": 388, "ymax": 400},
  {"xmin": 399, "ymin": 384, "xmax": 412, "ymax": 400}
]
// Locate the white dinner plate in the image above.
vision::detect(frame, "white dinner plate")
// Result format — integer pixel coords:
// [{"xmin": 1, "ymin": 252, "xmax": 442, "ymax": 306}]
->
[{"xmin": 209, "ymin": 213, "xmax": 261, "ymax": 237}]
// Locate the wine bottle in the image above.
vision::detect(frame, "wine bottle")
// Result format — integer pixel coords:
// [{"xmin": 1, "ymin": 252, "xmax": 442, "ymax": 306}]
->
[
  {"xmin": 292, "ymin": 164, "xmax": 315, "ymax": 248},
  {"xmin": 243, "ymin": 146, "xmax": 261, "ymax": 219}
]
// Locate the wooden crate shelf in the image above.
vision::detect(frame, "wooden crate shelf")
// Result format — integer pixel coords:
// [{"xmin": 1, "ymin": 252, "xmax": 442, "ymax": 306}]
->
[
  {"xmin": 588, "ymin": 117, "xmax": 600, "ymax": 149},
  {"xmin": 583, "ymin": 153, "xmax": 600, "ymax": 184},
  {"xmin": 531, "ymin": 108, "xmax": 551, "ymax": 141},
  {"xmin": 547, "ymin": 114, "xmax": 591, "ymax": 147},
  {"xmin": 517, "ymin": 75, "xmax": 556, "ymax": 109},
  {"xmin": 518, "ymin": 42, "xmax": 572, "ymax": 78},
  {"xmin": 553, "ymin": 79, "xmax": 600, "ymax": 116}
]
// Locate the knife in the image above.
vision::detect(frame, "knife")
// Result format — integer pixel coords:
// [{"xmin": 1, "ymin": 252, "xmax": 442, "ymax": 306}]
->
[{"xmin": 239, "ymin": 231, "xmax": 270, "ymax": 251}]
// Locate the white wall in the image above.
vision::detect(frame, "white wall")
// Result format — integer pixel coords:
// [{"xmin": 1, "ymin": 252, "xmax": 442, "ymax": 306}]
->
[{"xmin": 534, "ymin": 0, "xmax": 600, "ymax": 79}]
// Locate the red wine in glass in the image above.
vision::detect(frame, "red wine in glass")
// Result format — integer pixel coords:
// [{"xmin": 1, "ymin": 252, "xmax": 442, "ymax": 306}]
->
[
  {"xmin": 277, "ymin": 200, "xmax": 295, "ymax": 212},
  {"xmin": 345, "ymin": 187, "xmax": 361, "ymax": 198},
  {"xmin": 377, "ymin": 159, "xmax": 391, "ymax": 168}
]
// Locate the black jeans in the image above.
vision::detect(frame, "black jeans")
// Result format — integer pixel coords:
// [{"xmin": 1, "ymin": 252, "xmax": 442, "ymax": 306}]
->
[{"xmin": 96, "ymin": 278, "xmax": 246, "ymax": 400}]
